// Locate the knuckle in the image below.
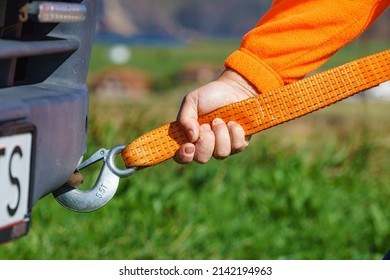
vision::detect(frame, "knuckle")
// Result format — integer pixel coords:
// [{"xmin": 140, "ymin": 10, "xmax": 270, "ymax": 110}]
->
[
  {"xmin": 195, "ymin": 158, "xmax": 208, "ymax": 164},
  {"xmin": 214, "ymin": 154, "xmax": 229, "ymax": 160},
  {"xmin": 194, "ymin": 154, "xmax": 211, "ymax": 164},
  {"xmin": 232, "ymin": 140, "xmax": 249, "ymax": 154},
  {"xmin": 214, "ymin": 147, "xmax": 231, "ymax": 159}
]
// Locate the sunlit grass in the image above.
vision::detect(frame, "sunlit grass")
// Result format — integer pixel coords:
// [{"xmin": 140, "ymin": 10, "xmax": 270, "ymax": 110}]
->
[{"xmin": 2, "ymin": 94, "xmax": 390, "ymax": 260}]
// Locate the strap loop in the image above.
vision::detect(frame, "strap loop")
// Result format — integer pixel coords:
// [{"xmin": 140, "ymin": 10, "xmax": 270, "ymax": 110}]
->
[{"xmin": 122, "ymin": 49, "xmax": 390, "ymax": 168}]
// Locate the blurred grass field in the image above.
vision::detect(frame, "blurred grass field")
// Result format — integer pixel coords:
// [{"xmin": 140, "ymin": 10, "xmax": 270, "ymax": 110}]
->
[{"xmin": 1, "ymin": 40, "xmax": 390, "ymax": 260}]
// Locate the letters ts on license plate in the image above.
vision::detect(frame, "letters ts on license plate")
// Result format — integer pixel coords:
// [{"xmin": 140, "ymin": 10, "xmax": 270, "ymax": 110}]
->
[{"xmin": 0, "ymin": 126, "xmax": 33, "ymax": 243}]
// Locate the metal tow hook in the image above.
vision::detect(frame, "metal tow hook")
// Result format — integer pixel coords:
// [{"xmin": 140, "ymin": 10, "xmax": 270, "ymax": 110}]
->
[{"xmin": 53, "ymin": 145, "xmax": 136, "ymax": 213}]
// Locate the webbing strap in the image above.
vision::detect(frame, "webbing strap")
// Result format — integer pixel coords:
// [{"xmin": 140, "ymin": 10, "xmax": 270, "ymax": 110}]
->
[{"xmin": 121, "ymin": 49, "xmax": 390, "ymax": 168}]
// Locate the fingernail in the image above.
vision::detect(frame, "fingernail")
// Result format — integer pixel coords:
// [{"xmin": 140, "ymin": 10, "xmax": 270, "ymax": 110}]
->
[
  {"xmin": 184, "ymin": 146, "xmax": 195, "ymax": 155},
  {"xmin": 212, "ymin": 118, "xmax": 224, "ymax": 125},
  {"xmin": 200, "ymin": 124, "xmax": 211, "ymax": 131}
]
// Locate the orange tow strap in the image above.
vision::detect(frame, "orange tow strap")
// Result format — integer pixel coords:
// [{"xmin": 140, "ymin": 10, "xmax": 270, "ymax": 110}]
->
[{"xmin": 121, "ymin": 49, "xmax": 390, "ymax": 168}]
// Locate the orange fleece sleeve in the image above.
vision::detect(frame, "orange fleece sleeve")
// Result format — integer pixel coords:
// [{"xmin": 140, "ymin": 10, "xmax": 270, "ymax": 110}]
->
[{"xmin": 225, "ymin": 0, "xmax": 389, "ymax": 93}]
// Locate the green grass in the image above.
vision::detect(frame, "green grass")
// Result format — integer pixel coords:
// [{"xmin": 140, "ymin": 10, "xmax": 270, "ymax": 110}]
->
[
  {"xmin": 88, "ymin": 39, "xmax": 240, "ymax": 90},
  {"xmin": 88, "ymin": 39, "xmax": 390, "ymax": 83},
  {"xmin": 2, "ymin": 98, "xmax": 390, "ymax": 260},
  {"xmin": 1, "ymin": 40, "xmax": 390, "ymax": 260}
]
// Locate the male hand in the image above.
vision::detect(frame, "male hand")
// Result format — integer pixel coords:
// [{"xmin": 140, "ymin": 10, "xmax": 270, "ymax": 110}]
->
[{"xmin": 174, "ymin": 68, "xmax": 258, "ymax": 164}]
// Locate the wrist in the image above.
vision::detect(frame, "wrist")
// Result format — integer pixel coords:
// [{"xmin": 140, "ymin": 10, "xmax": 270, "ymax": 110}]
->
[{"xmin": 218, "ymin": 68, "xmax": 260, "ymax": 97}]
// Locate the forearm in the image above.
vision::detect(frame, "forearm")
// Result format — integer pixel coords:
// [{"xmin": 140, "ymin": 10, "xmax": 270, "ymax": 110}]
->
[{"xmin": 225, "ymin": 0, "xmax": 389, "ymax": 93}]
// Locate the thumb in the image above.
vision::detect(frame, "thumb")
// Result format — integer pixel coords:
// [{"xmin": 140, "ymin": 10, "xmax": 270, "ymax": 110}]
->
[{"xmin": 177, "ymin": 93, "xmax": 200, "ymax": 143}]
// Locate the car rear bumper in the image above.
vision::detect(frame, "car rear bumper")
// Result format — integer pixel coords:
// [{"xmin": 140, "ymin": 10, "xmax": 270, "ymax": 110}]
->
[{"xmin": 0, "ymin": 82, "xmax": 88, "ymax": 205}]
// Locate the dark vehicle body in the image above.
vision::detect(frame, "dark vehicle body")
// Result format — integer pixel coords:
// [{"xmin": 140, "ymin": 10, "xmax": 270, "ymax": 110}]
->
[{"xmin": 0, "ymin": 0, "xmax": 96, "ymax": 242}]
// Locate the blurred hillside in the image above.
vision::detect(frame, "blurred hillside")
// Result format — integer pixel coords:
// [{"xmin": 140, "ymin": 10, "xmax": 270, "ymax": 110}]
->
[
  {"xmin": 96, "ymin": 0, "xmax": 271, "ymax": 38},
  {"xmin": 96, "ymin": 0, "xmax": 390, "ymax": 41}
]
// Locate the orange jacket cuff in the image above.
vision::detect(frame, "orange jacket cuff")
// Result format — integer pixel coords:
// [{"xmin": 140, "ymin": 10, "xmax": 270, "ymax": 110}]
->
[{"xmin": 225, "ymin": 49, "xmax": 284, "ymax": 93}]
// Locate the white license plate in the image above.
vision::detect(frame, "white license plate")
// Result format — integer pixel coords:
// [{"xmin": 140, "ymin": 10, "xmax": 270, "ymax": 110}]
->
[{"xmin": 0, "ymin": 131, "xmax": 32, "ymax": 242}]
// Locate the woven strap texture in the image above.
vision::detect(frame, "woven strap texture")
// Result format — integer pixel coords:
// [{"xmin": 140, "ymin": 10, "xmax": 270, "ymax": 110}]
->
[{"xmin": 122, "ymin": 49, "xmax": 390, "ymax": 168}]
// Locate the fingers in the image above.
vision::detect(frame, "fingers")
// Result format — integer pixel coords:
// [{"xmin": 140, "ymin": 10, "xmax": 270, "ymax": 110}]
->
[
  {"xmin": 177, "ymin": 94, "xmax": 199, "ymax": 143},
  {"xmin": 174, "ymin": 70, "xmax": 258, "ymax": 166},
  {"xmin": 194, "ymin": 124, "xmax": 215, "ymax": 163},
  {"xmin": 227, "ymin": 121, "xmax": 250, "ymax": 154},
  {"xmin": 174, "ymin": 124, "xmax": 215, "ymax": 164},
  {"xmin": 212, "ymin": 119, "xmax": 249, "ymax": 158},
  {"xmin": 173, "ymin": 143, "xmax": 195, "ymax": 164},
  {"xmin": 174, "ymin": 119, "xmax": 250, "ymax": 164},
  {"xmin": 212, "ymin": 118, "xmax": 231, "ymax": 159}
]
